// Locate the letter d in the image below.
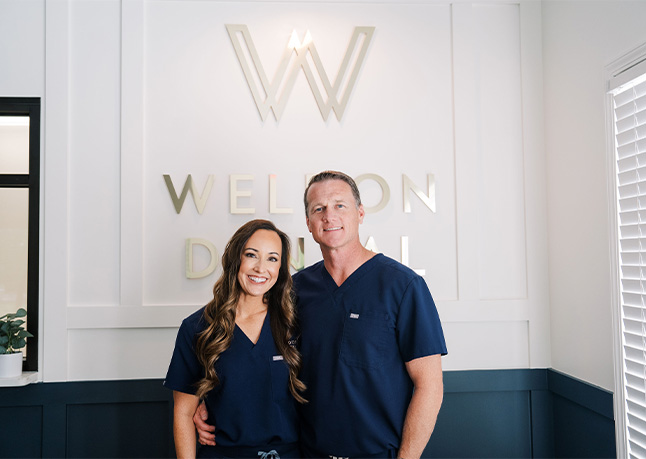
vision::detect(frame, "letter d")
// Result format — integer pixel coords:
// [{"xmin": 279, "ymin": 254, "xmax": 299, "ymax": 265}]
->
[{"xmin": 186, "ymin": 238, "xmax": 218, "ymax": 279}]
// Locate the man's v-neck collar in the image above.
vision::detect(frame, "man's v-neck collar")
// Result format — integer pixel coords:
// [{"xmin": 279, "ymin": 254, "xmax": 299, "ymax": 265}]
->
[{"xmin": 320, "ymin": 253, "xmax": 382, "ymax": 296}]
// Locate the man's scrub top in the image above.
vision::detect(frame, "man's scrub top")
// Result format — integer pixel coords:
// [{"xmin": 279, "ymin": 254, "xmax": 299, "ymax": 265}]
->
[
  {"xmin": 164, "ymin": 307, "xmax": 298, "ymax": 453},
  {"xmin": 293, "ymin": 253, "xmax": 447, "ymax": 457}
]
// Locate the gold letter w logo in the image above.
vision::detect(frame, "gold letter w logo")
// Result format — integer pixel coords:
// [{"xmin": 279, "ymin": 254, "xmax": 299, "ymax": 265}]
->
[{"xmin": 226, "ymin": 25, "xmax": 375, "ymax": 121}]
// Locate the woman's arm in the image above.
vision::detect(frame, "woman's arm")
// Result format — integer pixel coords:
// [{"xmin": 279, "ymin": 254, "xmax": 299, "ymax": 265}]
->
[{"xmin": 173, "ymin": 390, "xmax": 201, "ymax": 459}]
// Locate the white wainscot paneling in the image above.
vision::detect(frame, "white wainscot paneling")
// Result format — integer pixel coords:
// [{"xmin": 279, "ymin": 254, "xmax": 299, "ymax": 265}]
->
[
  {"xmin": 68, "ymin": 328, "xmax": 179, "ymax": 381},
  {"xmin": 68, "ymin": 0, "xmax": 121, "ymax": 306},
  {"xmin": 141, "ymin": 2, "xmax": 457, "ymax": 305},
  {"xmin": 473, "ymin": 4, "xmax": 527, "ymax": 300},
  {"xmin": 453, "ymin": 2, "xmax": 528, "ymax": 302},
  {"xmin": 55, "ymin": 0, "xmax": 546, "ymax": 380},
  {"xmin": 440, "ymin": 320, "xmax": 529, "ymax": 370}
]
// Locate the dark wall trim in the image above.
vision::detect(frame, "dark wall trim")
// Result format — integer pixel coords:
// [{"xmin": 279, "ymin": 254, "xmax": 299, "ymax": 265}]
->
[
  {"xmin": 547, "ymin": 369, "xmax": 614, "ymax": 419},
  {"xmin": 0, "ymin": 369, "xmax": 615, "ymax": 458}
]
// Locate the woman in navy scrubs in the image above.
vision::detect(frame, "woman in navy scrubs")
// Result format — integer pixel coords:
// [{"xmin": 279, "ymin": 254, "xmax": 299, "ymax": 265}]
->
[{"xmin": 164, "ymin": 219, "xmax": 306, "ymax": 458}]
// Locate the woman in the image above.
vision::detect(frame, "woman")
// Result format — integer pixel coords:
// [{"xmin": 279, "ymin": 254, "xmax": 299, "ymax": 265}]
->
[{"xmin": 164, "ymin": 219, "xmax": 306, "ymax": 458}]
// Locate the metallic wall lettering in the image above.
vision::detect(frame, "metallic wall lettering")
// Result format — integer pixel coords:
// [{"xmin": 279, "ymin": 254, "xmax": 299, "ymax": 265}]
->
[
  {"xmin": 364, "ymin": 236, "xmax": 380, "ymax": 253},
  {"xmin": 355, "ymin": 173, "xmax": 391, "ymax": 214},
  {"xmin": 186, "ymin": 238, "xmax": 218, "ymax": 279},
  {"xmin": 230, "ymin": 174, "xmax": 255, "ymax": 214},
  {"xmin": 269, "ymin": 174, "xmax": 293, "ymax": 214},
  {"xmin": 364, "ymin": 235, "xmax": 425, "ymax": 275},
  {"xmin": 184, "ymin": 236, "xmax": 425, "ymax": 278},
  {"xmin": 165, "ymin": 173, "xmax": 436, "ymax": 215},
  {"xmin": 403, "ymin": 174, "xmax": 436, "ymax": 213},
  {"xmin": 164, "ymin": 174, "xmax": 214, "ymax": 214},
  {"xmin": 290, "ymin": 237, "xmax": 305, "ymax": 272},
  {"xmin": 400, "ymin": 236, "xmax": 426, "ymax": 276},
  {"xmin": 185, "ymin": 237, "xmax": 305, "ymax": 278},
  {"xmin": 226, "ymin": 24, "xmax": 375, "ymax": 121}
]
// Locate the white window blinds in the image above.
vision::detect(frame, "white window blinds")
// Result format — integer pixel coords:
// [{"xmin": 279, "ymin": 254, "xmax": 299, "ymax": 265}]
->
[{"xmin": 614, "ymin": 67, "xmax": 646, "ymax": 459}]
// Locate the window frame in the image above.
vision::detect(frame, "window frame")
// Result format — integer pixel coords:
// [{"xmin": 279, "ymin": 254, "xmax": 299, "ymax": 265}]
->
[
  {"xmin": 606, "ymin": 44, "xmax": 646, "ymax": 459},
  {"xmin": 0, "ymin": 97, "xmax": 40, "ymax": 372}
]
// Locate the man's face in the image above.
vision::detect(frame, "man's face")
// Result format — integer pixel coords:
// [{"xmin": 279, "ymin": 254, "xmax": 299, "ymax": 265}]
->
[{"xmin": 305, "ymin": 179, "xmax": 365, "ymax": 251}]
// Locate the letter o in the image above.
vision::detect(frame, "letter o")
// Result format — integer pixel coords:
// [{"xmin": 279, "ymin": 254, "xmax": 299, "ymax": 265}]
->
[{"xmin": 355, "ymin": 173, "xmax": 390, "ymax": 214}]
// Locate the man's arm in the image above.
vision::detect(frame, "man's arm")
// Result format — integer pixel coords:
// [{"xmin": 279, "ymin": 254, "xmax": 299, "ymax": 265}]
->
[
  {"xmin": 397, "ymin": 354, "xmax": 444, "ymax": 459},
  {"xmin": 193, "ymin": 401, "xmax": 216, "ymax": 446},
  {"xmin": 173, "ymin": 391, "xmax": 200, "ymax": 459}
]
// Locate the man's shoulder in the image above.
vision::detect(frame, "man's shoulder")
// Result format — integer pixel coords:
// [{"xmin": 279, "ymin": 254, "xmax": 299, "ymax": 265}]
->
[
  {"xmin": 292, "ymin": 259, "xmax": 324, "ymax": 282},
  {"xmin": 372, "ymin": 253, "xmax": 420, "ymax": 283}
]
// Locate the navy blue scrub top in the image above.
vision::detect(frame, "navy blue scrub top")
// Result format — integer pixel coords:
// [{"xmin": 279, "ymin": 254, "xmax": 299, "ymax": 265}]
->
[
  {"xmin": 164, "ymin": 308, "xmax": 298, "ymax": 454},
  {"xmin": 293, "ymin": 254, "xmax": 447, "ymax": 457}
]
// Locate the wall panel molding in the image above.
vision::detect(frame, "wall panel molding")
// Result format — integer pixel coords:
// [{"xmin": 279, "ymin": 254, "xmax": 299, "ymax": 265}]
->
[
  {"xmin": 519, "ymin": 0, "xmax": 551, "ymax": 368},
  {"xmin": 43, "ymin": 0, "xmax": 71, "ymax": 382},
  {"xmin": 65, "ymin": 300, "xmax": 530, "ymax": 329},
  {"xmin": 120, "ymin": 0, "xmax": 145, "ymax": 307}
]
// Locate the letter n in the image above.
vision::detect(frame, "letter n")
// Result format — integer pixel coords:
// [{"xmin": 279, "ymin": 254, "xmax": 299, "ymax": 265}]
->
[{"xmin": 403, "ymin": 174, "xmax": 436, "ymax": 213}]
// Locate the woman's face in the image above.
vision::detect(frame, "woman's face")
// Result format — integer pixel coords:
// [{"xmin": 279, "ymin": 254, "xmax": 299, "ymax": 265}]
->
[{"xmin": 237, "ymin": 229, "xmax": 282, "ymax": 300}]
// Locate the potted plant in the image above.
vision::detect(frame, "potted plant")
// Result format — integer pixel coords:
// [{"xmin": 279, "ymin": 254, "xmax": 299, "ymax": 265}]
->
[{"xmin": 0, "ymin": 308, "xmax": 34, "ymax": 378}]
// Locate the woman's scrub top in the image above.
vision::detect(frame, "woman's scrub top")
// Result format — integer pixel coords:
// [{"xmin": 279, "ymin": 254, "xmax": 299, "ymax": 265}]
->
[{"xmin": 164, "ymin": 307, "xmax": 298, "ymax": 457}]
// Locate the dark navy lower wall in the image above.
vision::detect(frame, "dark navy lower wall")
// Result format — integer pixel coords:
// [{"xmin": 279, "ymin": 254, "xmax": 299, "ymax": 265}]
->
[
  {"xmin": 424, "ymin": 369, "xmax": 614, "ymax": 458},
  {"xmin": 0, "ymin": 369, "xmax": 615, "ymax": 458}
]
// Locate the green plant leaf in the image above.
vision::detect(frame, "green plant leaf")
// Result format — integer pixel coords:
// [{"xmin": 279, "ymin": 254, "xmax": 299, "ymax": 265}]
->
[{"xmin": 0, "ymin": 309, "xmax": 32, "ymax": 352}]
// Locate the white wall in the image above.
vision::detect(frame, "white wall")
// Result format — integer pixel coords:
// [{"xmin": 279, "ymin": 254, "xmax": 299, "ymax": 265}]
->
[
  {"xmin": 543, "ymin": 0, "xmax": 646, "ymax": 392},
  {"xmin": 0, "ymin": 0, "xmax": 44, "ymax": 97},
  {"xmin": 0, "ymin": 0, "xmax": 552, "ymax": 382}
]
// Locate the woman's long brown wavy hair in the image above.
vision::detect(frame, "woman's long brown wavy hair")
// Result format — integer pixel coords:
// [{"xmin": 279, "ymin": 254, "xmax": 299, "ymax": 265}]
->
[{"xmin": 194, "ymin": 219, "xmax": 306, "ymax": 403}]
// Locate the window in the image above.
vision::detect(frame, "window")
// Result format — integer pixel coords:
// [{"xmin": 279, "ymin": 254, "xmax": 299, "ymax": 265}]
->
[
  {"xmin": 609, "ymin": 47, "xmax": 646, "ymax": 459},
  {"xmin": 0, "ymin": 98, "xmax": 40, "ymax": 373}
]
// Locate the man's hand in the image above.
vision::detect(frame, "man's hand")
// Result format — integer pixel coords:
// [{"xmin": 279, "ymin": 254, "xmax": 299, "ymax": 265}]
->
[{"xmin": 193, "ymin": 401, "xmax": 216, "ymax": 446}]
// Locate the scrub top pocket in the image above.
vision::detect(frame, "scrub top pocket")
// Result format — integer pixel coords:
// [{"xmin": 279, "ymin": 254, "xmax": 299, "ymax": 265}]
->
[
  {"xmin": 340, "ymin": 311, "xmax": 390, "ymax": 370},
  {"xmin": 269, "ymin": 356, "xmax": 290, "ymax": 401}
]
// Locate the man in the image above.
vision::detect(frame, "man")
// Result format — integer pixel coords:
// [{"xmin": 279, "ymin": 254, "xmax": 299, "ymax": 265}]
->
[{"xmin": 195, "ymin": 171, "xmax": 446, "ymax": 458}]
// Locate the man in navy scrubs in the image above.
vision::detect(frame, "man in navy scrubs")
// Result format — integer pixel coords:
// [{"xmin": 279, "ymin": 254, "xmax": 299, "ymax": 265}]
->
[{"xmin": 196, "ymin": 170, "xmax": 446, "ymax": 458}]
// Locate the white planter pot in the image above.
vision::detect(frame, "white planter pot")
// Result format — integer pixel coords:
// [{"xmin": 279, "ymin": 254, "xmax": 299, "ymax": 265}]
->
[{"xmin": 0, "ymin": 352, "xmax": 23, "ymax": 378}]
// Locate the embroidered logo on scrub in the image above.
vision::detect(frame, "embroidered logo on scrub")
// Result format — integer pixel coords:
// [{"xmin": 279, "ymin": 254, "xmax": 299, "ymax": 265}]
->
[
  {"xmin": 273, "ymin": 355, "xmax": 284, "ymax": 361},
  {"xmin": 350, "ymin": 313, "xmax": 360, "ymax": 319}
]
